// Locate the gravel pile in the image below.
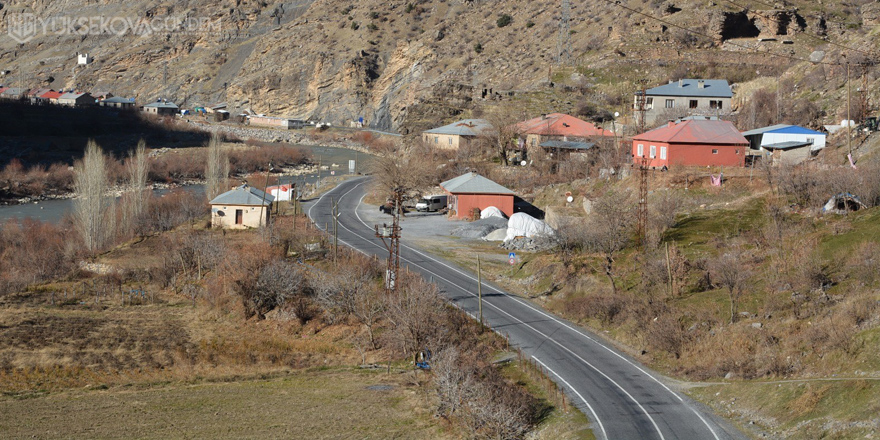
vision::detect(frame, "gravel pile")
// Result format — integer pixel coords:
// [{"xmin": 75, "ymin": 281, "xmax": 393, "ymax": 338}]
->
[
  {"xmin": 450, "ymin": 217, "xmax": 508, "ymax": 239},
  {"xmin": 500, "ymin": 236, "xmax": 556, "ymax": 252}
]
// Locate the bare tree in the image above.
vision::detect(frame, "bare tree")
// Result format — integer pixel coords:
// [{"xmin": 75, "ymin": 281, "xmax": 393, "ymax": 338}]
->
[
  {"xmin": 583, "ymin": 188, "xmax": 635, "ymax": 294},
  {"xmin": 74, "ymin": 140, "xmax": 114, "ymax": 251},
  {"xmin": 369, "ymin": 141, "xmax": 436, "ymax": 212},
  {"xmin": 121, "ymin": 139, "xmax": 150, "ymax": 236},
  {"xmin": 205, "ymin": 133, "xmax": 228, "ymax": 201},
  {"xmin": 480, "ymin": 104, "xmax": 527, "ymax": 166},
  {"xmin": 383, "ymin": 274, "xmax": 447, "ymax": 356},
  {"xmin": 710, "ymin": 245, "xmax": 751, "ymax": 324}
]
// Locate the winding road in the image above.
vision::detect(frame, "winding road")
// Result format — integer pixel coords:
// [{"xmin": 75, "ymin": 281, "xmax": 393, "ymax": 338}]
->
[{"xmin": 307, "ymin": 177, "xmax": 746, "ymax": 440}]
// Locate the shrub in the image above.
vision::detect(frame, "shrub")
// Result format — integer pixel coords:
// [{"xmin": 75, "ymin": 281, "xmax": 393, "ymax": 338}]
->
[
  {"xmin": 473, "ymin": 43, "xmax": 483, "ymax": 54},
  {"xmin": 496, "ymin": 14, "xmax": 513, "ymax": 28}
]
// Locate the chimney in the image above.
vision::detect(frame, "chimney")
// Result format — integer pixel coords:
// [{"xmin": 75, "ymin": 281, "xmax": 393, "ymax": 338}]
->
[
  {"xmin": 678, "ymin": 79, "xmax": 684, "ymax": 87},
  {"xmin": 667, "ymin": 120, "xmax": 675, "ymax": 128},
  {"xmin": 668, "ymin": 80, "xmax": 674, "ymax": 84},
  {"xmin": 698, "ymin": 80, "xmax": 705, "ymax": 89},
  {"xmin": 541, "ymin": 113, "xmax": 547, "ymax": 120}
]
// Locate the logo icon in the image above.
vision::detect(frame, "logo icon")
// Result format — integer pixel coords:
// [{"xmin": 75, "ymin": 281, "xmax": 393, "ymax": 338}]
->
[{"xmin": 7, "ymin": 13, "xmax": 38, "ymax": 44}]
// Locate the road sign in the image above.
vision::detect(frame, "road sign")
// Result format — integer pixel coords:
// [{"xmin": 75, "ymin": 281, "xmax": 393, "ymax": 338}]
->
[
  {"xmin": 508, "ymin": 252, "xmax": 516, "ymax": 259},
  {"xmin": 349, "ymin": 159, "xmax": 356, "ymax": 173},
  {"xmin": 509, "ymin": 258, "xmax": 516, "ymax": 265}
]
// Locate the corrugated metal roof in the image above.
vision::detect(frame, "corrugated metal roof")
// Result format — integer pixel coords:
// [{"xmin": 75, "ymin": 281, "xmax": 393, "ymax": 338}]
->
[
  {"xmin": 516, "ymin": 113, "xmax": 614, "ymax": 137},
  {"xmin": 144, "ymin": 101, "xmax": 179, "ymax": 109},
  {"xmin": 634, "ymin": 119, "xmax": 748, "ymax": 145},
  {"xmin": 210, "ymin": 185, "xmax": 275, "ymax": 206},
  {"xmin": 1, "ymin": 87, "xmax": 27, "ymax": 95},
  {"xmin": 539, "ymin": 140, "xmax": 596, "ymax": 150},
  {"xmin": 644, "ymin": 79, "xmax": 732, "ymax": 98},
  {"xmin": 440, "ymin": 172, "xmax": 514, "ymax": 195},
  {"xmin": 742, "ymin": 124, "xmax": 825, "ymax": 136},
  {"xmin": 58, "ymin": 92, "xmax": 91, "ymax": 100},
  {"xmin": 101, "ymin": 96, "xmax": 135, "ymax": 104},
  {"xmin": 39, "ymin": 91, "xmax": 63, "ymax": 99},
  {"xmin": 762, "ymin": 141, "xmax": 813, "ymax": 150},
  {"xmin": 424, "ymin": 119, "xmax": 492, "ymax": 136}
]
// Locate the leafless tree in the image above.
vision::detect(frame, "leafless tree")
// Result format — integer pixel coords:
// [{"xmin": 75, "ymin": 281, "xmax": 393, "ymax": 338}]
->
[
  {"xmin": 383, "ymin": 274, "xmax": 447, "ymax": 356},
  {"xmin": 121, "ymin": 139, "xmax": 150, "ymax": 236},
  {"xmin": 480, "ymin": 104, "xmax": 528, "ymax": 166},
  {"xmin": 237, "ymin": 260, "xmax": 306, "ymax": 320},
  {"xmin": 369, "ymin": 141, "xmax": 436, "ymax": 212},
  {"xmin": 583, "ymin": 188, "xmax": 635, "ymax": 294},
  {"xmin": 710, "ymin": 245, "xmax": 751, "ymax": 324},
  {"xmin": 74, "ymin": 139, "xmax": 114, "ymax": 251},
  {"xmin": 205, "ymin": 133, "xmax": 228, "ymax": 201}
]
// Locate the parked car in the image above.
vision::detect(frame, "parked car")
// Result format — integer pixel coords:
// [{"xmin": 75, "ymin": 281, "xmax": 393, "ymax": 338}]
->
[{"xmin": 415, "ymin": 195, "xmax": 448, "ymax": 212}]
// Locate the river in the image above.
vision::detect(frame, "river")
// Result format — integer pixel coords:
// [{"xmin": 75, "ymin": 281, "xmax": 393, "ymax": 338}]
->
[{"xmin": 0, "ymin": 145, "xmax": 368, "ymax": 224}]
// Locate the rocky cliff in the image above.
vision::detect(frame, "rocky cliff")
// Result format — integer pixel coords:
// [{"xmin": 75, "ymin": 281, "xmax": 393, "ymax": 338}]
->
[{"xmin": 0, "ymin": 0, "xmax": 876, "ymax": 133}]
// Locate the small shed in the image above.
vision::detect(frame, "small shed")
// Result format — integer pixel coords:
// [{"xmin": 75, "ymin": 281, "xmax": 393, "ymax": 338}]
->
[
  {"xmin": 210, "ymin": 185, "xmax": 275, "ymax": 229},
  {"xmin": 441, "ymin": 172, "xmax": 515, "ymax": 219},
  {"xmin": 742, "ymin": 124, "xmax": 827, "ymax": 165}
]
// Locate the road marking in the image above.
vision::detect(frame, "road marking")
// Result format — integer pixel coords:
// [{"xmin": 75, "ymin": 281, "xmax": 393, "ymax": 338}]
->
[
  {"xmin": 533, "ymin": 356, "xmax": 608, "ymax": 440},
  {"xmin": 312, "ymin": 178, "xmax": 721, "ymax": 440}
]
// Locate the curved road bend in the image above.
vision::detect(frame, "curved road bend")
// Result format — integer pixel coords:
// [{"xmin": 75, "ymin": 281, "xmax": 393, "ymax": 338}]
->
[{"xmin": 307, "ymin": 177, "xmax": 746, "ymax": 440}]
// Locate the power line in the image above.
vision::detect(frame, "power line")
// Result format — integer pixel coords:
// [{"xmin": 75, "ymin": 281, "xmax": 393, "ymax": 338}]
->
[{"xmin": 598, "ymin": 0, "xmax": 842, "ymax": 66}]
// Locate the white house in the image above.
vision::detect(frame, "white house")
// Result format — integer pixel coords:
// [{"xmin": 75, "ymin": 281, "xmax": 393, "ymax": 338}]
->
[
  {"xmin": 742, "ymin": 124, "xmax": 827, "ymax": 165},
  {"xmin": 210, "ymin": 185, "xmax": 274, "ymax": 229},
  {"xmin": 77, "ymin": 53, "xmax": 93, "ymax": 65},
  {"xmin": 266, "ymin": 184, "xmax": 295, "ymax": 202}
]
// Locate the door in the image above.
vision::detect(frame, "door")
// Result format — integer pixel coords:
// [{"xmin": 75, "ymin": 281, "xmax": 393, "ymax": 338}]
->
[{"xmin": 235, "ymin": 209, "xmax": 243, "ymax": 225}]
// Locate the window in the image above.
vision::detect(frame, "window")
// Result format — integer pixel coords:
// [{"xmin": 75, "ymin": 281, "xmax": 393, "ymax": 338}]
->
[
  {"xmin": 712, "ymin": 149, "xmax": 719, "ymax": 154},
  {"xmin": 637, "ymin": 143, "xmax": 644, "ymax": 156},
  {"xmin": 645, "ymin": 97, "xmax": 654, "ymax": 110},
  {"xmin": 665, "ymin": 99, "xmax": 675, "ymax": 109},
  {"xmin": 649, "ymin": 145, "xmax": 657, "ymax": 158},
  {"xmin": 689, "ymin": 100, "xmax": 698, "ymax": 109},
  {"xmin": 735, "ymin": 149, "xmax": 739, "ymax": 155},
  {"xmin": 660, "ymin": 146, "xmax": 667, "ymax": 160},
  {"xmin": 806, "ymin": 137, "xmax": 814, "ymax": 144},
  {"xmin": 448, "ymin": 137, "xmax": 453, "ymax": 145},
  {"xmin": 709, "ymin": 100, "xmax": 723, "ymax": 110},
  {"xmin": 434, "ymin": 136, "xmax": 438, "ymax": 144}
]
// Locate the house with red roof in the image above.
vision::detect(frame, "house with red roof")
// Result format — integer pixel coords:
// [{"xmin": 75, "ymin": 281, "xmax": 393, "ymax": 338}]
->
[
  {"xmin": 632, "ymin": 117, "xmax": 748, "ymax": 168},
  {"xmin": 38, "ymin": 90, "xmax": 64, "ymax": 104},
  {"xmin": 516, "ymin": 113, "xmax": 614, "ymax": 151}
]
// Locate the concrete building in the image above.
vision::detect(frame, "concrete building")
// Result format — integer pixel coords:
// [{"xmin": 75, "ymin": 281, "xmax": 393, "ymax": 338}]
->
[
  {"xmin": 632, "ymin": 117, "xmax": 748, "ymax": 168},
  {"xmin": 742, "ymin": 124, "xmax": 826, "ymax": 165},
  {"xmin": 516, "ymin": 113, "xmax": 614, "ymax": 150},
  {"xmin": 143, "ymin": 100, "xmax": 179, "ymax": 116},
  {"xmin": 441, "ymin": 172, "xmax": 515, "ymax": 219},
  {"xmin": 99, "ymin": 96, "xmax": 136, "ymax": 110},
  {"xmin": 210, "ymin": 185, "xmax": 275, "ymax": 229},
  {"xmin": 634, "ymin": 79, "xmax": 733, "ymax": 127},
  {"xmin": 247, "ymin": 115, "xmax": 306, "ymax": 129},
  {"xmin": 57, "ymin": 92, "xmax": 96, "ymax": 107},
  {"xmin": 77, "ymin": 53, "xmax": 93, "ymax": 65},
  {"xmin": 422, "ymin": 119, "xmax": 492, "ymax": 151}
]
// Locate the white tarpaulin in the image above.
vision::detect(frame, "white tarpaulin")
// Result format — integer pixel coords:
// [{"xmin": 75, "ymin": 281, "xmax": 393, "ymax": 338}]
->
[
  {"xmin": 480, "ymin": 206, "xmax": 506, "ymax": 219},
  {"xmin": 505, "ymin": 212, "xmax": 554, "ymax": 242}
]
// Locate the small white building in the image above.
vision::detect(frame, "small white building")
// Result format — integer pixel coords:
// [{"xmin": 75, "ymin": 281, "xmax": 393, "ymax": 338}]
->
[
  {"xmin": 742, "ymin": 124, "xmax": 827, "ymax": 165},
  {"xmin": 77, "ymin": 53, "xmax": 93, "ymax": 65},
  {"xmin": 266, "ymin": 184, "xmax": 295, "ymax": 202},
  {"xmin": 210, "ymin": 185, "xmax": 274, "ymax": 229}
]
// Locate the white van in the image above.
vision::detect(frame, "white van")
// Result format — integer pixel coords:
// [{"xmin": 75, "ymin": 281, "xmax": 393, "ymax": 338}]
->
[{"xmin": 415, "ymin": 195, "xmax": 448, "ymax": 212}]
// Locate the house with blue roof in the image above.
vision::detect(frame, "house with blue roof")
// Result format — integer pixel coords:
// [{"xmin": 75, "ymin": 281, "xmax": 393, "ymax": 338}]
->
[
  {"xmin": 742, "ymin": 124, "xmax": 826, "ymax": 165},
  {"xmin": 634, "ymin": 79, "xmax": 732, "ymax": 126}
]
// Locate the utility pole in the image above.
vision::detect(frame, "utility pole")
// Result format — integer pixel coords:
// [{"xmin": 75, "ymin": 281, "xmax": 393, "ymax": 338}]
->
[
  {"xmin": 846, "ymin": 60, "xmax": 852, "ymax": 157},
  {"xmin": 375, "ymin": 190, "xmax": 402, "ymax": 293},
  {"xmin": 477, "ymin": 254, "xmax": 483, "ymax": 326},
  {"xmin": 638, "ymin": 156, "xmax": 649, "ymax": 247},
  {"xmin": 556, "ymin": 0, "xmax": 572, "ymax": 64}
]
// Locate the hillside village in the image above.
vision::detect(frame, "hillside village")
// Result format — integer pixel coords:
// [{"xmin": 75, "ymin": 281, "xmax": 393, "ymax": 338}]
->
[{"xmin": 2, "ymin": 1, "xmax": 880, "ymax": 439}]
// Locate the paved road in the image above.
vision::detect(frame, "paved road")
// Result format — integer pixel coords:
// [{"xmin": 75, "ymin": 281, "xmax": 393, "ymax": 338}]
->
[{"xmin": 307, "ymin": 177, "xmax": 746, "ymax": 440}]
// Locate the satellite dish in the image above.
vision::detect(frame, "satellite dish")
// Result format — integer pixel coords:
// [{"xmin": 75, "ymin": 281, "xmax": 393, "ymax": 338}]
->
[
  {"xmin": 566, "ymin": 196, "xmax": 574, "ymax": 203},
  {"xmin": 520, "ymin": 160, "xmax": 527, "ymax": 166}
]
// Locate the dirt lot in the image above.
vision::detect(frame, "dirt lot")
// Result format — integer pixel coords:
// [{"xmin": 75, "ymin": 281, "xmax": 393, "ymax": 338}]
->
[{"xmin": 0, "ymin": 368, "xmax": 451, "ymax": 440}]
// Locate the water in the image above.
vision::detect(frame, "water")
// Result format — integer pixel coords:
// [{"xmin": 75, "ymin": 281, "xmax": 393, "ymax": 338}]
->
[{"xmin": 0, "ymin": 145, "xmax": 368, "ymax": 224}]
